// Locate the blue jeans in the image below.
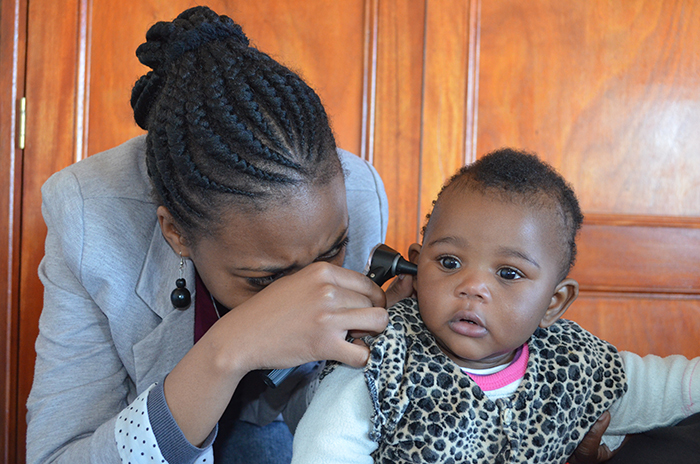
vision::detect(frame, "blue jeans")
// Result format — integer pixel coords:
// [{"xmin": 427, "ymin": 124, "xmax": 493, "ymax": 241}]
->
[{"xmin": 214, "ymin": 419, "xmax": 293, "ymax": 464}]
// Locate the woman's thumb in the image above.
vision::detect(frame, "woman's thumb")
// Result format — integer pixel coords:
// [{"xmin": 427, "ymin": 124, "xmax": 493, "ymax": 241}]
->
[{"xmin": 384, "ymin": 274, "xmax": 415, "ymax": 308}]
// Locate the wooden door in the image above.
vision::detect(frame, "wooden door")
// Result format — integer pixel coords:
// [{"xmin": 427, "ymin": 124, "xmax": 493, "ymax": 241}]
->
[
  {"xmin": 8, "ymin": 1, "xmax": 373, "ymax": 461},
  {"xmin": 3, "ymin": 0, "xmax": 699, "ymax": 462},
  {"xmin": 0, "ymin": 0, "xmax": 27, "ymax": 461}
]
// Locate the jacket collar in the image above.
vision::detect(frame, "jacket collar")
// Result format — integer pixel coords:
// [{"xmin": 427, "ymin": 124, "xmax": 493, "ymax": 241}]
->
[{"xmin": 136, "ymin": 222, "xmax": 196, "ymax": 319}]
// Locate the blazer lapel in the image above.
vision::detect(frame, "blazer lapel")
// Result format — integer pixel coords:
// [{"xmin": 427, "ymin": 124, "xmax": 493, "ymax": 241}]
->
[
  {"xmin": 132, "ymin": 223, "xmax": 196, "ymax": 390},
  {"xmin": 136, "ymin": 222, "xmax": 194, "ymax": 317}
]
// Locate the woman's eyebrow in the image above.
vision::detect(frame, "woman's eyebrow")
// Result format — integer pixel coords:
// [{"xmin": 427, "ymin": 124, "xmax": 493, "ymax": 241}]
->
[{"xmin": 234, "ymin": 227, "xmax": 349, "ymax": 274}]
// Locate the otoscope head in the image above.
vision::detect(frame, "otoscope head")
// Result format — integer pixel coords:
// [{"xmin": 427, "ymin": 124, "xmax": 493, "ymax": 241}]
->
[{"xmin": 364, "ymin": 244, "xmax": 418, "ymax": 286}]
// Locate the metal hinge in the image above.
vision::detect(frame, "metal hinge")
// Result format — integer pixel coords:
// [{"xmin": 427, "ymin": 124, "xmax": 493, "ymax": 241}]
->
[{"xmin": 18, "ymin": 97, "xmax": 26, "ymax": 149}]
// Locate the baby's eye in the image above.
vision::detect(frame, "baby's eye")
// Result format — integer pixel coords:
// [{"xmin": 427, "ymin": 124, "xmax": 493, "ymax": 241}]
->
[
  {"xmin": 439, "ymin": 256, "xmax": 461, "ymax": 270},
  {"xmin": 497, "ymin": 267, "xmax": 522, "ymax": 280}
]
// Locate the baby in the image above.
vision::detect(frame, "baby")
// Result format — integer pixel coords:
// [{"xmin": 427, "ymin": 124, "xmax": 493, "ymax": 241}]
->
[{"xmin": 292, "ymin": 148, "xmax": 700, "ymax": 464}]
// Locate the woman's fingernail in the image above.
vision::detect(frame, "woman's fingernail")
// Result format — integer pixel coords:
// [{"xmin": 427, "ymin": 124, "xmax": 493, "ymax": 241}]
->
[{"xmin": 398, "ymin": 274, "xmax": 405, "ymax": 280}]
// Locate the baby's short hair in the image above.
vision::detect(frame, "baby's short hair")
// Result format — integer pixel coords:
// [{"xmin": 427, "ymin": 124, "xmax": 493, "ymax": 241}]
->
[{"xmin": 426, "ymin": 148, "xmax": 584, "ymax": 279}]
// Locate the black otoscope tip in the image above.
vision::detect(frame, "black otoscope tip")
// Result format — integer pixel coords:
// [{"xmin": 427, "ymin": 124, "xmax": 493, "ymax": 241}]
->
[{"xmin": 364, "ymin": 243, "xmax": 418, "ymax": 287}]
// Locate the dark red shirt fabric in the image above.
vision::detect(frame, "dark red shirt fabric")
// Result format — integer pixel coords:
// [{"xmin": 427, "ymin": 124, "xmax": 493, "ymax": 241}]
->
[{"xmin": 194, "ymin": 271, "xmax": 219, "ymax": 342}]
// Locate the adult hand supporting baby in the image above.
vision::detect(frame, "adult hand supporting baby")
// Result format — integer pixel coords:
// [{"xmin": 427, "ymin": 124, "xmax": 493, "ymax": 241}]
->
[{"xmin": 569, "ymin": 411, "xmax": 623, "ymax": 463}]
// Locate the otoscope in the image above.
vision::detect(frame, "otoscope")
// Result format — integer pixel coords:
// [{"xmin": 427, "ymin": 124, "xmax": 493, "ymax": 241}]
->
[
  {"xmin": 262, "ymin": 243, "xmax": 418, "ymax": 388},
  {"xmin": 362, "ymin": 243, "xmax": 418, "ymax": 286}
]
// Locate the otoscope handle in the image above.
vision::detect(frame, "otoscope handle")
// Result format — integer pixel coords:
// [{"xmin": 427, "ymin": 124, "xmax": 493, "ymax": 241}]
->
[{"xmin": 263, "ymin": 366, "xmax": 296, "ymax": 388}]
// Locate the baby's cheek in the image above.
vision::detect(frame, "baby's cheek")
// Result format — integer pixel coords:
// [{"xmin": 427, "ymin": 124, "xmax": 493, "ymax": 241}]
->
[{"xmin": 416, "ymin": 296, "xmax": 441, "ymax": 330}]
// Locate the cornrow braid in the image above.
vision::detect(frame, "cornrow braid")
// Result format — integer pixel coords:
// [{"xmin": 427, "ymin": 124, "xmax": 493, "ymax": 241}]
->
[
  {"xmin": 247, "ymin": 66, "xmax": 293, "ymax": 138},
  {"xmin": 264, "ymin": 72, "xmax": 305, "ymax": 151},
  {"xmin": 208, "ymin": 47, "xmax": 302, "ymax": 171},
  {"xmin": 131, "ymin": 6, "xmax": 340, "ymax": 241}
]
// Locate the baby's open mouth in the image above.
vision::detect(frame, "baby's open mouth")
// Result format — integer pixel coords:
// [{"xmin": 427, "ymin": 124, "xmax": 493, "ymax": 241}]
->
[
  {"xmin": 459, "ymin": 316, "xmax": 480, "ymax": 325},
  {"xmin": 449, "ymin": 315, "xmax": 488, "ymax": 337}
]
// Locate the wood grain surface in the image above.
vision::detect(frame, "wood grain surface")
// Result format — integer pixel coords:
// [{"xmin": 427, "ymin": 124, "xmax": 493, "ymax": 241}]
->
[
  {"xmin": 3, "ymin": 0, "xmax": 699, "ymax": 461},
  {"xmin": 0, "ymin": 0, "xmax": 27, "ymax": 461}
]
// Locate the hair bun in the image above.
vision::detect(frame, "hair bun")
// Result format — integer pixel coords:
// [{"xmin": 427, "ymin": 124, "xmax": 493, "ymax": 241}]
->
[
  {"xmin": 131, "ymin": 71, "xmax": 163, "ymax": 130},
  {"xmin": 138, "ymin": 6, "xmax": 249, "ymax": 69},
  {"xmin": 131, "ymin": 6, "xmax": 249, "ymax": 129}
]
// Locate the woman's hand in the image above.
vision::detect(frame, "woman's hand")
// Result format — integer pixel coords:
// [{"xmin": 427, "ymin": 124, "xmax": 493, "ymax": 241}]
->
[
  {"xmin": 384, "ymin": 273, "xmax": 416, "ymax": 308},
  {"xmin": 569, "ymin": 411, "xmax": 625, "ymax": 464},
  {"xmin": 346, "ymin": 272, "xmax": 415, "ymax": 343},
  {"xmin": 213, "ymin": 261, "xmax": 389, "ymax": 372}
]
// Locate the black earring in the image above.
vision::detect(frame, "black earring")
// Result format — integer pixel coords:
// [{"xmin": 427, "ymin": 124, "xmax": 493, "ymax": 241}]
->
[{"xmin": 171, "ymin": 252, "xmax": 191, "ymax": 309}]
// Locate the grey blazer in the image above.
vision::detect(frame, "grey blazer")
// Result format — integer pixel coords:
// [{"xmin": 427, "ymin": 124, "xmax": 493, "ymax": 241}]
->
[{"xmin": 26, "ymin": 135, "xmax": 388, "ymax": 463}]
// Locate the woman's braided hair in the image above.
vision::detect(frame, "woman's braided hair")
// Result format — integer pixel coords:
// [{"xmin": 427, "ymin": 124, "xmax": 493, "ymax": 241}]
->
[{"xmin": 131, "ymin": 6, "xmax": 340, "ymax": 241}]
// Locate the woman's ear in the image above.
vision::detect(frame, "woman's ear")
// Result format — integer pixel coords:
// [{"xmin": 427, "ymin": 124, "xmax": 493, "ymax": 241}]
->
[
  {"xmin": 539, "ymin": 278, "xmax": 579, "ymax": 328},
  {"xmin": 157, "ymin": 206, "xmax": 191, "ymax": 257}
]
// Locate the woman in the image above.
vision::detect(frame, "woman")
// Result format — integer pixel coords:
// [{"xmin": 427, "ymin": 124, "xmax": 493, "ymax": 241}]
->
[{"xmin": 26, "ymin": 6, "xmax": 399, "ymax": 464}]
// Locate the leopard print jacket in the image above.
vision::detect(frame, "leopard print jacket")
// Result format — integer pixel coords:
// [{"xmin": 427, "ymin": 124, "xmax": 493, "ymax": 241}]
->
[{"xmin": 364, "ymin": 298, "xmax": 628, "ymax": 464}]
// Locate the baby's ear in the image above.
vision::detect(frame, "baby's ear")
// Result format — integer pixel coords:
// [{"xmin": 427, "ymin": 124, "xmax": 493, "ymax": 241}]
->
[
  {"xmin": 408, "ymin": 243, "xmax": 421, "ymax": 263},
  {"xmin": 407, "ymin": 243, "xmax": 422, "ymax": 293},
  {"xmin": 539, "ymin": 278, "xmax": 579, "ymax": 328}
]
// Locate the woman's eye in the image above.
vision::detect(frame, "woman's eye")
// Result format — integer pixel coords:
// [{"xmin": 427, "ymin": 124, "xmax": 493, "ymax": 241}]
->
[
  {"xmin": 439, "ymin": 256, "xmax": 461, "ymax": 270},
  {"xmin": 317, "ymin": 237, "xmax": 349, "ymax": 263},
  {"xmin": 497, "ymin": 268, "xmax": 522, "ymax": 280},
  {"xmin": 247, "ymin": 274, "xmax": 279, "ymax": 289}
]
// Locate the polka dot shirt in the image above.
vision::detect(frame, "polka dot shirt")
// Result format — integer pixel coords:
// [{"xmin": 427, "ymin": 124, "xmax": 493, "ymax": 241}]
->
[{"xmin": 115, "ymin": 383, "xmax": 214, "ymax": 464}]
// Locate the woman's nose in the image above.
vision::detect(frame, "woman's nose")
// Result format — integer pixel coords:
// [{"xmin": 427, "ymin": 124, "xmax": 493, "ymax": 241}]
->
[{"xmin": 453, "ymin": 269, "xmax": 491, "ymax": 301}]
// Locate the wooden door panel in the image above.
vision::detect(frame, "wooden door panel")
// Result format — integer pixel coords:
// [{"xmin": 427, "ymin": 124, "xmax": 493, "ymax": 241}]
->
[
  {"xmin": 417, "ymin": 0, "xmax": 475, "ymax": 233},
  {"xmin": 476, "ymin": 0, "xmax": 700, "ymax": 217},
  {"xmin": 370, "ymin": 0, "xmax": 425, "ymax": 256},
  {"xmin": 567, "ymin": 295, "xmax": 700, "ymax": 358},
  {"xmin": 571, "ymin": 217, "xmax": 700, "ymax": 294},
  {"xmin": 372, "ymin": 0, "xmax": 480, "ymax": 257},
  {"xmin": 86, "ymin": 0, "xmax": 366, "ymax": 159},
  {"xmin": 1, "ymin": 0, "xmax": 27, "ymax": 461},
  {"xmin": 17, "ymin": 0, "xmax": 82, "ymax": 460}
]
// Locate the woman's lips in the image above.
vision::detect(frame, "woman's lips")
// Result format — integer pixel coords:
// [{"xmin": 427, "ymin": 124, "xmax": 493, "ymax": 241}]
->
[{"xmin": 448, "ymin": 311, "xmax": 488, "ymax": 337}]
